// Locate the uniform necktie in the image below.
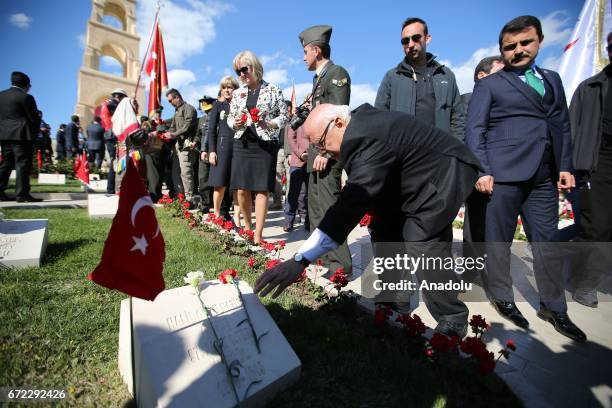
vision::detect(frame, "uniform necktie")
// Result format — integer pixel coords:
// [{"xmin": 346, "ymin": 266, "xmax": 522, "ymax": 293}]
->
[{"xmin": 524, "ymin": 68, "xmax": 545, "ymax": 97}]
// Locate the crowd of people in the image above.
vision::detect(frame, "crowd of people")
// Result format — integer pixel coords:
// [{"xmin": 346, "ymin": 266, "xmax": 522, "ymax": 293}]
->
[{"xmin": 0, "ymin": 14, "xmax": 610, "ymax": 343}]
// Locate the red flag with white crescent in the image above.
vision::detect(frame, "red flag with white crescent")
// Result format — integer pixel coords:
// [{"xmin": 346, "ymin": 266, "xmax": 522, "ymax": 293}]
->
[
  {"xmin": 88, "ymin": 158, "xmax": 166, "ymax": 300},
  {"xmin": 145, "ymin": 18, "xmax": 168, "ymax": 117},
  {"xmin": 76, "ymin": 151, "xmax": 90, "ymax": 185}
]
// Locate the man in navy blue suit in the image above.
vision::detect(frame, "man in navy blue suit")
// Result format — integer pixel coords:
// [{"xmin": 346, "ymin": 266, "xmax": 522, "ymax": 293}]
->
[{"xmin": 466, "ymin": 15, "xmax": 586, "ymax": 342}]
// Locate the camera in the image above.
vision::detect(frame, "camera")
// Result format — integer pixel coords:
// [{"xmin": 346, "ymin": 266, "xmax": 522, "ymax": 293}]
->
[{"xmin": 289, "ymin": 103, "xmax": 311, "ymax": 130}]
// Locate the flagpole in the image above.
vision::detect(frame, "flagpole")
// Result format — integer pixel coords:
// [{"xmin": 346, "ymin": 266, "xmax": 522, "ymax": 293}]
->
[{"xmin": 134, "ymin": 4, "xmax": 161, "ymax": 99}]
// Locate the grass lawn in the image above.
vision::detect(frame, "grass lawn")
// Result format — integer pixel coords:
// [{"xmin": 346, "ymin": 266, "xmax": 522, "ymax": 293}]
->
[
  {"xmin": 6, "ymin": 178, "xmax": 84, "ymax": 193},
  {"xmin": 0, "ymin": 208, "xmax": 521, "ymax": 407}
]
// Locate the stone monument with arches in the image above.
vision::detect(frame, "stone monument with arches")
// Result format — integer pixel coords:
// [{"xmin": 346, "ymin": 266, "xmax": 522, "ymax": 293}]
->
[{"xmin": 75, "ymin": 0, "xmax": 145, "ymax": 125}]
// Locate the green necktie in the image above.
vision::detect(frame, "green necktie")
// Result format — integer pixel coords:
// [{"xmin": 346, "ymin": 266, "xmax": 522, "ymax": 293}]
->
[{"xmin": 524, "ymin": 68, "xmax": 545, "ymax": 97}]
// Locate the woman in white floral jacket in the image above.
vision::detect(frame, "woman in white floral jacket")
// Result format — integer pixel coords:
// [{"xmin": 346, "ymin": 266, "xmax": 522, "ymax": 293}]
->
[{"xmin": 227, "ymin": 50, "xmax": 288, "ymax": 243}]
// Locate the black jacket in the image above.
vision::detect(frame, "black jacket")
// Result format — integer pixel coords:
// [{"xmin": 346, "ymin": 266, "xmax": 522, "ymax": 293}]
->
[
  {"xmin": 86, "ymin": 122, "xmax": 106, "ymax": 151},
  {"xmin": 375, "ymin": 53, "xmax": 465, "ymax": 139},
  {"xmin": 0, "ymin": 86, "xmax": 39, "ymax": 142},
  {"xmin": 318, "ymin": 104, "xmax": 481, "ymax": 243},
  {"xmin": 570, "ymin": 65, "xmax": 611, "ymax": 174},
  {"xmin": 65, "ymin": 122, "xmax": 80, "ymax": 150}
]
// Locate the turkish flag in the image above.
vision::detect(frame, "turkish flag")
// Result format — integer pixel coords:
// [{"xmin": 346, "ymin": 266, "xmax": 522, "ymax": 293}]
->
[
  {"xmin": 88, "ymin": 158, "xmax": 165, "ymax": 300},
  {"xmin": 145, "ymin": 18, "xmax": 168, "ymax": 117},
  {"xmin": 75, "ymin": 151, "xmax": 89, "ymax": 185},
  {"xmin": 36, "ymin": 150, "xmax": 42, "ymax": 169}
]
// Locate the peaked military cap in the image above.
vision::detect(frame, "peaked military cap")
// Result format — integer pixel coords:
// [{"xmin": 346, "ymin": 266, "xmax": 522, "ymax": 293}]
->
[{"xmin": 299, "ymin": 25, "xmax": 332, "ymax": 47}]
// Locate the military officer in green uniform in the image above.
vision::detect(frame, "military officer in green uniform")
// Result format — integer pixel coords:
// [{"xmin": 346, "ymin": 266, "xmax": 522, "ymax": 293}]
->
[{"xmin": 299, "ymin": 24, "xmax": 353, "ymax": 275}]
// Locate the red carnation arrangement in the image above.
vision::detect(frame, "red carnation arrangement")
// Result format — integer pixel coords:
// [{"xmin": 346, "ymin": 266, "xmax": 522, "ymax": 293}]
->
[{"xmin": 249, "ymin": 107, "xmax": 260, "ymax": 122}]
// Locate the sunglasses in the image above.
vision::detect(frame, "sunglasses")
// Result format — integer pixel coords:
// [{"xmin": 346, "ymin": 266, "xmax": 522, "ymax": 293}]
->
[
  {"xmin": 401, "ymin": 34, "xmax": 423, "ymax": 45},
  {"xmin": 235, "ymin": 66, "xmax": 249, "ymax": 76},
  {"xmin": 316, "ymin": 119, "xmax": 334, "ymax": 151}
]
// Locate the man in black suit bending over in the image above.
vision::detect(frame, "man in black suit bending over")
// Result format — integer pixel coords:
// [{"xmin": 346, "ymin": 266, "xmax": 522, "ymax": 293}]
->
[
  {"xmin": 255, "ymin": 103, "xmax": 482, "ymax": 337},
  {"xmin": 0, "ymin": 72, "xmax": 42, "ymax": 202}
]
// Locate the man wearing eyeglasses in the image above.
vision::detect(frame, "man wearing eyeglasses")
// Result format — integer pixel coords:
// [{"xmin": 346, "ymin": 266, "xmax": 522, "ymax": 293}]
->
[
  {"xmin": 256, "ymin": 103, "xmax": 481, "ymax": 337},
  {"xmin": 375, "ymin": 17, "xmax": 464, "ymax": 140},
  {"xmin": 567, "ymin": 31, "xmax": 612, "ymax": 309},
  {"xmin": 466, "ymin": 16, "xmax": 585, "ymax": 342}
]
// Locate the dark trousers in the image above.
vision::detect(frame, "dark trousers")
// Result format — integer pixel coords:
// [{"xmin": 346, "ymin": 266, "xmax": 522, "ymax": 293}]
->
[
  {"xmin": 371, "ymin": 222, "xmax": 469, "ymax": 324},
  {"xmin": 570, "ymin": 135, "xmax": 612, "ymax": 292},
  {"xmin": 284, "ymin": 166, "xmax": 308, "ymax": 223},
  {"xmin": 88, "ymin": 148, "xmax": 105, "ymax": 169},
  {"xmin": 462, "ymin": 190, "xmax": 488, "ymax": 281},
  {"xmin": 485, "ymin": 164, "xmax": 567, "ymax": 312},
  {"xmin": 198, "ymin": 157, "xmax": 213, "ymax": 208},
  {"xmin": 105, "ymin": 141, "xmax": 116, "ymax": 194},
  {"xmin": 0, "ymin": 141, "xmax": 33, "ymax": 198},
  {"xmin": 146, "ymin": 143, "xmax": 176, "ymax": 202},
  {"xmin": 308, "ymin": 159, "xmax": 352, "ymax": 273}
]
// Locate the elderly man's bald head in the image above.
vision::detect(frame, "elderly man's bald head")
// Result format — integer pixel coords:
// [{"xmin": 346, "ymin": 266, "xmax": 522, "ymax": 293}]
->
[
  {"xmin": 303, "ymin": 104, "xmax": 352, "ymax": 157},
  {"xmin": 303, "ymin": 104, "xmax": 351, "ymax": 144}
]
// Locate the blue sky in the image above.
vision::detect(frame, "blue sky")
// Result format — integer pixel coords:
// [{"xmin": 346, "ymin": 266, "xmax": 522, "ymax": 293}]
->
[{"xmin": 0, "ymin": 0, "xmax": 583, "ymax": 136}]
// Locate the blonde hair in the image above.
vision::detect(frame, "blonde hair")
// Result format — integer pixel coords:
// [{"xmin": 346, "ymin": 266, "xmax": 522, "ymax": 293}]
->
[
  {"xmin": 219, "ymin": 75, "xmax": 239, "ymax": 90},
  {"xmin": 232, "ymin": 50, "xmax": 264, "ymax": 83}
]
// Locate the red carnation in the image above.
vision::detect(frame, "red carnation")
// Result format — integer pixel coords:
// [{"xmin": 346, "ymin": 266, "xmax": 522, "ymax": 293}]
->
[
  {"xmin": 219, "ymin": 269, "xmax": 238, "ymax": 284},
  {"xmin": 177, "ymin": 193, "xmax": 185, "ymax": 202},
  {"xmin": 396, "ymin": 313, "xmax": 426, "ymax": 337},
  {"xmin": 505, "ymin": 339, "xmax": 516, "ymax": 351},
  {"xmin": 374, "ymin": 304, "xmax": 393, "ymax": 328},
  {"xmin": 429, "ymin": 332, "xmax": 454, "ymax": 353},
  {"xmin": 276, "ymin": 240, "xmax": 286, "ymax": 249},
  {"xmin": 249, "ymin": 107, "xmax": 260, "ymax": 122},
  {"xmin": 240, "ymin": 113, "xmax": 248, "ymax": 123},
  {"xmin": 182, "ymin": 201, "xmax": 190, "ymax": 209},
  {"xmin": 330, "ymin": 267, "xmax": 348, "ymax": 288},
  {"xmin": 478, "ymin": 351, "xmax": 496, "ymax": 374},
  {"xmin": 265, "ymin": 259, "xmax": 281, "ymax": 270},
  {"xmin": 425, "ymin": 348, "xmax": 435, "ymax": 358},
  {"xmin": 247, "ymin": 257, "xmax": 256, "ymax": 268},
  {"xmin": 223, "ymin": 220, "xmax": 235, "ymax": 231},
  {"xmin": 297, "ymin": 269, "xmax": 308, "ymax": 282},
  {"xmin": 359, "ymin": 212, "xmax": 373, "ymax": 227}
]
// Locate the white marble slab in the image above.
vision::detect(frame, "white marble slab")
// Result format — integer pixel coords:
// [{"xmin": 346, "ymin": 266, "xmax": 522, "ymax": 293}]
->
[
  {"xmin": 88, "ymin": 194, "xmax": 118, "ymax": 219},
  {"xmin": 0, "ymin": 219, "xmax": 48, "ymax": 268},
  {"xmin": 118, "ymin": 280, "xmax": 301, "ymax": 407},
  {"xmin": 37, "ymin": 173, "xmax": 66, "ymax": 185}
]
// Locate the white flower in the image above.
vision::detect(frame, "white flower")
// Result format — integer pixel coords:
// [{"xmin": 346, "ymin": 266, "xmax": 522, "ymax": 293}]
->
[
  {"xmin": 220, "ymin": 110, "xmax": 226, "ymax": 120},
  {"xmin": 184, "ymin": 271, "xmax": 205, "ymax": 288}
]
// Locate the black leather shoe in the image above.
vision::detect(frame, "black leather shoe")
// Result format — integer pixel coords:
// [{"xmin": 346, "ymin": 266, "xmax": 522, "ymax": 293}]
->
[
  {"xmin": 283, "ymin": 220, "xmax": 294, "ymax": 233},
  {"xmin": 537, "ymin": 305, "xmax": 587, "ymax": 342},
  {"xmin": 491, "ymin": 300, "xmax": 529, "ymax": 329},
  {"xmin": 15, "ymin": 195, "xmax": 42, "ymax": 203},
  {"xmin": 435, "ymin": 320, "xmax": 468, "ymax": 338},
  {"xmin": 0, "ymin": 192, "xmax": 14, "ymax": 201}
]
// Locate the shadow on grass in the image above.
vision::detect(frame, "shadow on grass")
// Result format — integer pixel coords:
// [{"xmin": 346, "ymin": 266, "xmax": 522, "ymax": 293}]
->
[{"xmin": 44, "ymin": 238, "xmax": 95, "ymax": 264}]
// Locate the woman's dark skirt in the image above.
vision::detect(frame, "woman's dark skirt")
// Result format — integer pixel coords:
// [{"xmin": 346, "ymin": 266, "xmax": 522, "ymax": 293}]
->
[
  {"xmin": 208, "ymin": 135, "xmax": 233, "ymax": 187},
  {"xmin": 230, "ymin": 134, "xmax": 278, "ymax": 192}
]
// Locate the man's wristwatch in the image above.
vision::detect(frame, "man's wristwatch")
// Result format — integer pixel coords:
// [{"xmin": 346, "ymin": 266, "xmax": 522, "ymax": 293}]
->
[{"xmin": 293, "ymin": 253, "xmax": 310, "ymax": 267}]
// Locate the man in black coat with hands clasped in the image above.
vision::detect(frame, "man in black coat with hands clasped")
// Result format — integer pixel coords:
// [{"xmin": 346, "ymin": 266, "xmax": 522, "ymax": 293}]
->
[
  {"xmin": 255, "ymin": 103, "xmax": 482, "ymax": 337},
  {"xmin": 0, "ymin": 72, "xmax": 42, "ymax": 202}
]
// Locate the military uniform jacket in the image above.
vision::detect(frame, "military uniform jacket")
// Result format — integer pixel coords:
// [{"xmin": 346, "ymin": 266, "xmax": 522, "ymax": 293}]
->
[
  {"xmin": 318, "ymin": 104, "xmax": 481, "ymax": 243},
  {"xmin": 307, "ymin": 61, "xmax": 351, "ymax": 171}
]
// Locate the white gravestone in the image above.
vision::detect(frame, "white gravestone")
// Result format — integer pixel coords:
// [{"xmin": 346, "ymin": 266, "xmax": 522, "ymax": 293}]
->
[
  {"xmin": 118, "ymin": 280, "xmax": 301, "ymax": 408},
  {"xmin": 0, "ymin": 219, "xmax": 48, "ymax": 268},
  {"xmin": 84, "ymin": 180, "xmax": 108, "ymax": 193},
  {"xmin": 37, "ymin": 173, "xmax": 66, "ymax": 185},
  {"xmin": 88, "ymin": 194, "xmax": 118, "ymax": 219}
]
